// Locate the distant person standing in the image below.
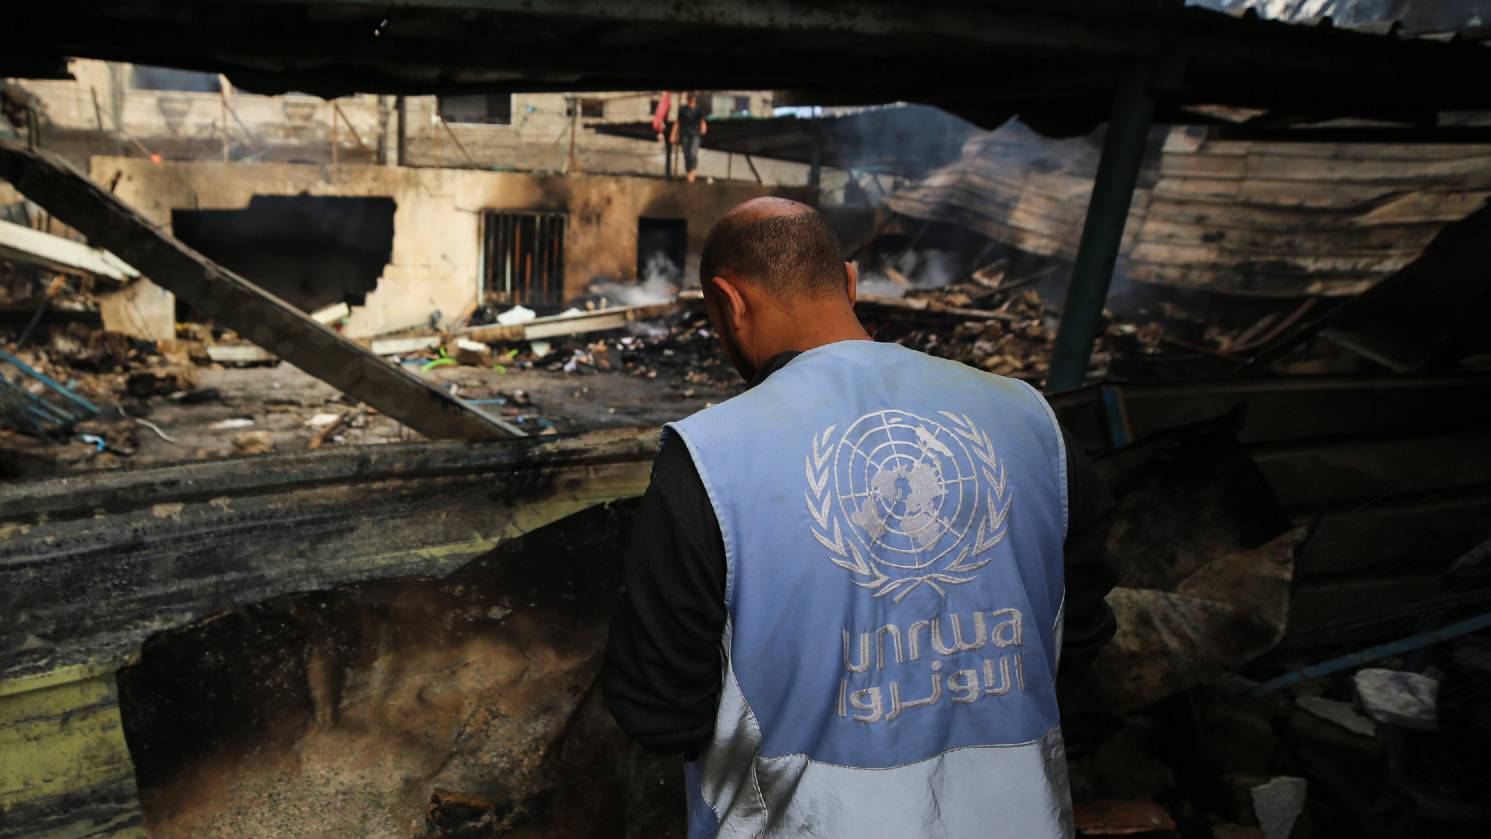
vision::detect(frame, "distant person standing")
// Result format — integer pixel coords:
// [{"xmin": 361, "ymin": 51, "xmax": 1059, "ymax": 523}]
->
[
  {"xmin": 670, "ymin": 92, "xmax": 708, "ymax": 183},
  {"xmin": 653, "ymin": 91, "xmax": 674, "ymax": 179}
]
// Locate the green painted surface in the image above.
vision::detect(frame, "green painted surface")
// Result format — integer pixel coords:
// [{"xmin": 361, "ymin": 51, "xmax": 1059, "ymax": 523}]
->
[{"xmin": 0, "ymin": 670, "xmax": 143, "ymax": 838}]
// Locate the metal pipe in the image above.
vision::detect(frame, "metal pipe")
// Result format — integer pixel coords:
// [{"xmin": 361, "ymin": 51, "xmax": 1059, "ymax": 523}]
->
[
  {"xmin": 1250, "ymin": 609, "xmax": 1491, "ymax": 697},
  {"xmin": 1046, "ymin": 62, "xmax": 1155, "ymax": 392}
]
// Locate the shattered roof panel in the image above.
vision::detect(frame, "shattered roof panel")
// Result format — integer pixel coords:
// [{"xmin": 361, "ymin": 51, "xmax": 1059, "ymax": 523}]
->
[{"xmin": 885, "ymin": 120, "xmax": 1491, "ymax": 296}]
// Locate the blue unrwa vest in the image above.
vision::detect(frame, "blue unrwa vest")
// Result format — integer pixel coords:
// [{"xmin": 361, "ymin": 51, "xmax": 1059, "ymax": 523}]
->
[{"xmin": 667, "ymin": 340, "xmax": 1073, "ymax": 839}]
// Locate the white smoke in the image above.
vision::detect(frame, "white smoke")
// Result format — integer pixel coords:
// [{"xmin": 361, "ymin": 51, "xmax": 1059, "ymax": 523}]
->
[
  {"xmin": 857, "ymin": 275, "xmax": 909, "ymax": 298},
  {"xmin": 588, "ymin": 253, "xmax": 681, "ymax": 307},
  {"xmin": 857, "ymin": 248, "xmax": 962, "ymax": 299},
  {"xmin": 641, "ymin": 251, "xmax": 682, "ymax": 286}
]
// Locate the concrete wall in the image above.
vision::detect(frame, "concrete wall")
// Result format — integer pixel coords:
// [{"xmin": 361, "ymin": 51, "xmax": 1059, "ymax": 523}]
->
[
  {"xmin": 23, "ymin": 61, "xmax": 810, "ymax": 185},
  {"xmin": 397, "ymin": 93, "xmax": 809, "ymax": 184},
  {"xmin": 92, "ymin": 157, "xmax": 808, "ymax": 338}
]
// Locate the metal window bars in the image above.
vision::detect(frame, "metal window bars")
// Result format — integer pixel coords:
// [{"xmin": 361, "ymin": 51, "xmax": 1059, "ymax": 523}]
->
[{"xmin": 481, "ymin": 212, "xmax": 566, "ymax": 307}]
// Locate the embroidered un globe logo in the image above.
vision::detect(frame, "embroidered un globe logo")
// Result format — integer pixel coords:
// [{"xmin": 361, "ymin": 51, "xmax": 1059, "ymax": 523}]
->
[
  {"xmin": 805, "ymin": 410, "xmax": 1013, "ymax": 601},
  {"xmin": 837, "ymin": 411, "xmax": 973, "ymax": 569}
]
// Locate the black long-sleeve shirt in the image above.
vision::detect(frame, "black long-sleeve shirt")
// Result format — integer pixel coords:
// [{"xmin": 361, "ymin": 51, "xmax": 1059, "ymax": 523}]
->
[{"xmin": 603, "ymin": 351, "xmax": 1118, "ymax": 755}]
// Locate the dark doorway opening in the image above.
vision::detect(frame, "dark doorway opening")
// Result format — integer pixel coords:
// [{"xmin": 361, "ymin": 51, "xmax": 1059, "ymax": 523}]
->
[
  {"xmin": 637, "ymin": 217, "xmax": 686, "ymax": 284},
  {"xmin": 482, "ymin": 211, "xmax": 566, "ymax": 307},
  {"xmin": 172, "ymin": 196, "xmax": 395, "ymax": 314}
]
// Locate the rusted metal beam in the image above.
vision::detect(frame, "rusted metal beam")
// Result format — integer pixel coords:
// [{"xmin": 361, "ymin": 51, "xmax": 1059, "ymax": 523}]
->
[{"xmin": 0, "ymin": 140, "xmax": 520, "ymax": 440}]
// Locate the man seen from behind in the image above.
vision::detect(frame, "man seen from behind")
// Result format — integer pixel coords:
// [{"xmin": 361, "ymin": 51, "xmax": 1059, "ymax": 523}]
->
[{"xmin": 605, "ymin": 197, "xmax": 1118, "ymax": 838}]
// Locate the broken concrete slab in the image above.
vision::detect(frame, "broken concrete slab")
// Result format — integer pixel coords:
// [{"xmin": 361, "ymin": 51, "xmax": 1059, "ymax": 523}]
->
[
  {"xmin": 1251, "ymin": 776, "xmax": 1308, "ymax": 839},
  {"xmin": 0, "ymin": 428, "xmax": 655, "ymax": 838},
  {"xmin": 1354, "ymin": 668, "xmax": 1439, "ymax": 730},
  {"xmin": 0, "ymin": 140, "xmax": 518, "ymax": 440},
  {"xmin": 1073, "ymin": 423, "xmax": 1299, "ymax": 713},
  {"xmin": 98, "ymin": 276, "xmax": 174, "ymax": 341}
]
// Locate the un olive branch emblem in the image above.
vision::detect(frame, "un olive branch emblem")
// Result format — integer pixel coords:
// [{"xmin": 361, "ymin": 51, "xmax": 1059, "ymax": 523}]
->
[{"xmin": 805, "ymin": 410, "xmax": 1012, "ymax": 602}]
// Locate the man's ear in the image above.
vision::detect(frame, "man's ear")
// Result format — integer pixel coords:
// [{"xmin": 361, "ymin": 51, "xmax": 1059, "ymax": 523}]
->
[
  {"xmin": 708, "ymin": 274, "xmax": 748, "ymax": 333},
  {"xmin": 844, "ymin": 260, "xmax": 859, "ymax": 304}
]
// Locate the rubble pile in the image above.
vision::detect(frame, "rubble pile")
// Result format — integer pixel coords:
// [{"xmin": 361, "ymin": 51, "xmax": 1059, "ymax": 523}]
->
[
  {"xmin": 862, "ymin": 286, "xmax": 1174, "ymax": 383},
  {"xmin": 524, "ymin": 309, "xmax": 739, "ymax": 390},
  {"xmin": 862, "ymin": 273, "xmax": 1317, "ymax": 385},
  {"xmin": 869, "ymin": 289, "xmax": 1071, "ymax": 380},
  {"xmin": 1051, "ymin": 420, "xmax": 1491, "ymax": 838},
  {"xmin": 0, "ymin": 288, "xmax": 177, "ymax": 471},
  {"xmin": 0, "ymin": 282, "xmax": 744, "ymax": 475}
]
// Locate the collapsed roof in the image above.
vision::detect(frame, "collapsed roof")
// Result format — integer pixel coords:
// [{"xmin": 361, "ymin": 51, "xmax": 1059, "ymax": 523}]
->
[
  {"xmin": 884, "ymin": 119, "xmax": 1491, "ymax": 296},
  {"xmin": 8, "ymin": 1, "xmax": 1491, "ymax": 133}
]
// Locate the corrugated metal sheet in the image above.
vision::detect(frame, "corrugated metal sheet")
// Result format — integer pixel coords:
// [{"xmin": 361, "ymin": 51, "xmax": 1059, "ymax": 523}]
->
[{"xmin": 885, "ymin": 120, "xmax": 1491, "ymax": 296}]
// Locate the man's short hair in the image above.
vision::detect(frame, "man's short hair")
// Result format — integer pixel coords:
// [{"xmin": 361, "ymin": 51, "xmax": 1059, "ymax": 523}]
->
[{"xmin": 700, "ymin": 201, "xmax": 848, "ymax": 299}]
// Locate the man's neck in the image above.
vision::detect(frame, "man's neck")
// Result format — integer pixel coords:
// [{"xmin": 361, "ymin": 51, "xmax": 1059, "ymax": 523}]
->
[{"xmin": 753, "ymin": 305, "xmax": 870, "ymax": 362}]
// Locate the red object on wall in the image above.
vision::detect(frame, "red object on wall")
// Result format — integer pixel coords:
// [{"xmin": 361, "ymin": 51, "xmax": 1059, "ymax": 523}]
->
[{"xmin": 651, "ymin": 92, "xmax": 672, "ymax": 134}]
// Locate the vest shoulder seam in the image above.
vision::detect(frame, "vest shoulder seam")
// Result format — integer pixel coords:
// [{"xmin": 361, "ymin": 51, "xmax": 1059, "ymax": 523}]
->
[
  {"xmin": 1013, "ymin": 379, "xmax": 1069, "ymax": 541},
  {"xmin": 665, "ymin": 421, "xmax": 738, "ymax": 611}
]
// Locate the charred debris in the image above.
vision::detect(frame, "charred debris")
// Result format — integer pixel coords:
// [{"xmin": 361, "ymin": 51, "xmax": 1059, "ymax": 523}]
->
[{"xmin": 5, "ymin": 2, "xmax": 1491, "ymax": 838}]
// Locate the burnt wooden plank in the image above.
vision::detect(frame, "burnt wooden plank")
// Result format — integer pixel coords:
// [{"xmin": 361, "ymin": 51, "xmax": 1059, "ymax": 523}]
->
[{"xmin": 0, "ymin": 140, "xmax": 517, "ymax": 441}]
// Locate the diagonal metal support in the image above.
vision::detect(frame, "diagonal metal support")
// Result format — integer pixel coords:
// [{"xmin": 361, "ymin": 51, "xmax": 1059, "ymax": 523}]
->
[{"xmin": 0, "ymin": 140, "xmax": 520, "ymax": 439}]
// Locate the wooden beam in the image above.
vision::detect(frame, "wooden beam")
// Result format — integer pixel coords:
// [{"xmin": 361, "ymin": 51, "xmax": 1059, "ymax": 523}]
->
[
  {"xmin": 461, "ymin": 301, "xmax": 678, "ymax": 343},
  {"xmin": 0, "ymin": 141, "xmax": 519, "ymax": 440},
  {"xmin": 0, "ymin": 219, "xmax": 138, "ymax": 283},
  {"xmin": 1211, "ymin": 123, "xmax": 1491, "ymax": 145}
]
